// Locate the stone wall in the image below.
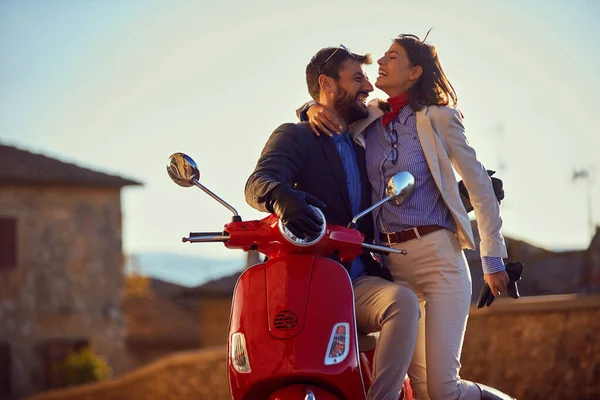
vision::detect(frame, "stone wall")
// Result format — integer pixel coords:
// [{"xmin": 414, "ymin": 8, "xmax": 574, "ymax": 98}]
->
[
  {"xmin": 461, "ymin": 294, "xmax": 600, "ymax": 399},
  {"xmin": 29, "ymin": 348, "xmax": 229, "ymax": 400},
  {"xmin": 0, "ymin": 185, "xmax": 126, "ymax": 398},
  {"xmin": 29, "ymin": 295, "xmax": 600, "ymax": 400}
]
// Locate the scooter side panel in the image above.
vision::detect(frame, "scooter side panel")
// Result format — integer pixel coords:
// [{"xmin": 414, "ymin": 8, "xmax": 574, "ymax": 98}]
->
[
  {"xmin": 228, "ymin": 256, "xmax": 365, "ymax": 400},
  {"xmin": 265, "ymin": 255, "xmax": 312, "ymax": 339},
  {"xmin": 304, "ymin": 257, "xmax": 366, "ymax": 399},
  {"xmin": 228, "ymin": 262, "xmax": 269, "ymax": 399}
]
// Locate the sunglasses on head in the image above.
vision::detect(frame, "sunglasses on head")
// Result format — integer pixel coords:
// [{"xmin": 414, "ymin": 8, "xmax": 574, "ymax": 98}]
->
[
  {"xmin": 397, "ymin": 28, "xmax": 433, "ymax": 43},
  {"xmin": 397, "ymin": 34, "xmax": 421, "ymax": 41},
  {"xmin": 319, "ymin": 44, "xmax": 352, "ymax": 72}
]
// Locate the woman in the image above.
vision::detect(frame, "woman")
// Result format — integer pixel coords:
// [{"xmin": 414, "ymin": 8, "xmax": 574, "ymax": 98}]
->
[{"xmin": 302, "ymin": 35, "xmax": 515, "ymax": 400}]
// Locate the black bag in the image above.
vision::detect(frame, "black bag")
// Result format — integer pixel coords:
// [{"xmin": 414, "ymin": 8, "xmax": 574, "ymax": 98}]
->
[{"xmin": 457, "ymin": 170, "xmax": 505, "ymax": 213}]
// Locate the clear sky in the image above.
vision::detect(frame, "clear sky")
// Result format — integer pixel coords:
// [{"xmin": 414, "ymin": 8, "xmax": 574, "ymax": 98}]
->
[{"xmin": 1, "ymin": 0, "xmax": 599, "ymax": 261}]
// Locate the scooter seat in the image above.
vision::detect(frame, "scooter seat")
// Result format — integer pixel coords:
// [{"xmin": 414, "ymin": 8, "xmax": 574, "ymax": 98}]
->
[{"xmin": 357, "ymin": 331, "xmax": 380, "ymax": 352}]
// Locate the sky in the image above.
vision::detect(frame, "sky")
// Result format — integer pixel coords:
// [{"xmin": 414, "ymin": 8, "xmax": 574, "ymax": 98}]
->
[{"xmin": 1, "ymin": 0, "xmax": 599, "ymax": 264}]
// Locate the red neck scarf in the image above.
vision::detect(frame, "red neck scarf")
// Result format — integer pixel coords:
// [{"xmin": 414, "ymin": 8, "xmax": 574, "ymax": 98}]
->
[{"xmin": 381, "ymin": 92, "xmax": 410, "ymax": 127}]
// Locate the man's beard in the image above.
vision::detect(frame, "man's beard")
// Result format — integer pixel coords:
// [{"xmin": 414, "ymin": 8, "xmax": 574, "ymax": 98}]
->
[{"xmin": 333, "ymin": 86, "xmax": 369, "ymax": 126}]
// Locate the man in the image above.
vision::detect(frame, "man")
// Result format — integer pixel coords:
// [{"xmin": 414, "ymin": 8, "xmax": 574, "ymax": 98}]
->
[{"xmin": 245, "ymin": 46, "xmax": 420, "ymax": 400}]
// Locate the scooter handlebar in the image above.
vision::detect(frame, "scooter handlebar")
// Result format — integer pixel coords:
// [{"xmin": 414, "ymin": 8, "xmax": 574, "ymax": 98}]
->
[
  {"xmin": 362, "ymin": 243, "xmax": 407, "ymax": 255},
  {"xmin": 182, "ymin": 232, "xmax": 230, "ymax": 243}
]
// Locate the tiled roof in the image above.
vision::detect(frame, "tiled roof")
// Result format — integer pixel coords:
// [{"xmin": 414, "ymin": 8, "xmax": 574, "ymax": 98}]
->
[
  {"xmin": 150, "ymin": 278, "xmax": 187, "ymax": 297},
  {"xmin": 0, "ymin": 144, "xmax": 141, "ymax": 187},
  {"xmin": 177, "ymin": 272, "xmax": 242, "ymax": 298},
  {"xmin": 123, "ymin": 296, "xmax": 199, "ymax": 346}
]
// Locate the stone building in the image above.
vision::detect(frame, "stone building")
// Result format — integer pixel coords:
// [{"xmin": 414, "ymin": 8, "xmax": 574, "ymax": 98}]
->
[{"xmin": 0, "ymin": 144, "xmax": 140, "ymax": 399}]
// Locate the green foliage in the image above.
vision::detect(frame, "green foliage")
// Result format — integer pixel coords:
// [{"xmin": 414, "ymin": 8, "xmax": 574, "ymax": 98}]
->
[{"xmin": 56, "ymin": 347, "xmax": 112, "ymax": 386}]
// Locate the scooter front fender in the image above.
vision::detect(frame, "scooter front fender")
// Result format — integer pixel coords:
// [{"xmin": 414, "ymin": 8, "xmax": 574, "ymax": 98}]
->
[{"xmin": 268, "ymin": 384, "xmax": 341, "ymax": 400}]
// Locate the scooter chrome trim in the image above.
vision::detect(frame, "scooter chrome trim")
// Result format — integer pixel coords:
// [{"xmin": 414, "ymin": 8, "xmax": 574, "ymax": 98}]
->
[{"xmin": 278, "ymin": 206, "xmax": 327, "ymax": 247}]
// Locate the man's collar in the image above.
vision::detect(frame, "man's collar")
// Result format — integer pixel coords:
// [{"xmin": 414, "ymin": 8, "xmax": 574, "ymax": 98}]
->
[
  {"xmin": 331, "ymin": 129, "xmax": 350, "ymax": 143},
  {"xmin": 350, "ymin": 99, "xmax": 384, "ymax": 137}
]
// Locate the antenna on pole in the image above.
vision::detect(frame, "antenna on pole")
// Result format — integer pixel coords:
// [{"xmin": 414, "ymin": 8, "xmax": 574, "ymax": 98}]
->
[
  {"xmin": 490, "ymin": 122, "xmax": 510, "ymax": 210},
  {"xmin": 572, "ymin": 167, "xmax": 595, "ymax": 239},
  {"xmin": 491, "ymin": 122, "xmax": 507, "ymax": 173}
]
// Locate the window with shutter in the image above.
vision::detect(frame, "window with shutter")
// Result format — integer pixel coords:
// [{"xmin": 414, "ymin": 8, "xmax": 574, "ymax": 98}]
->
[
  {"xmin": 0, "ymin": 218, "xmax": 17, "ymax": 269},
  {"xmin": 0, "ymin": 342, "xmax": 10, "ymax": 397}
]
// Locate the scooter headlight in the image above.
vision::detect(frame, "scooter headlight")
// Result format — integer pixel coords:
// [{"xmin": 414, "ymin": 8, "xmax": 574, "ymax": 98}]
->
[
  {"xmin": 278, "ymin": 206, "xmax": 326, "ymax": 247},
  {"xmin": 324, "ymin": 323, "xmax": 350, "ymax": 365},
  {"xmin": 231, "ymin": 332, "xmax": 252, "ymax": 373}
]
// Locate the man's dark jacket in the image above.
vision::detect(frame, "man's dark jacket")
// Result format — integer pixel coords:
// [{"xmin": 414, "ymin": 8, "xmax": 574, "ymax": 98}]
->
[{"xmin": 245, "ymin": 122, "xmax": 392, "ymax": 281}]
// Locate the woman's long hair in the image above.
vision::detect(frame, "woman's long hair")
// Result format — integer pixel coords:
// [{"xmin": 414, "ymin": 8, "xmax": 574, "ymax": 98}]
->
[{"xmin": 395, "ymin": 33, "xmax": 457, "ymax": 111}]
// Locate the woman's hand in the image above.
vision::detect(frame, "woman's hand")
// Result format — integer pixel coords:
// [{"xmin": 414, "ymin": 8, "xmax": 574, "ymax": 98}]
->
[
  {"xmin": 307, "ymin": 104, "xmax": 342, "ymax": 137},
  {"xmin": 484, "ymin": 270, "xmax": 509, "ymax": 297}
]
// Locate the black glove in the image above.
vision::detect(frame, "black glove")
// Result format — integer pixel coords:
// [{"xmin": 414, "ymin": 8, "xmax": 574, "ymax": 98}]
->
[
  {"xmin": 477, "ymin": 261, "xmax": 524, "ymax": 308},
  {"xmin": 268, "ymin": 185, "xmax": 326, "ymax": 239},
  {"xmin": 458, "ymin": 170, "xmax": 505, "ymax": 213}
]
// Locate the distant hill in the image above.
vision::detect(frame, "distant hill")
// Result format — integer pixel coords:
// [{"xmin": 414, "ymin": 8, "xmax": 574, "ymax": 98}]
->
[{"xmin": 129, "ymin": 252, "xmax": 246, "ymax": 287}]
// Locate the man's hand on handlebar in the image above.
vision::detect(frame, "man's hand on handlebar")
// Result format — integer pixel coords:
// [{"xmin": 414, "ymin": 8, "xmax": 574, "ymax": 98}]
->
[{"xmin": 269, "ymin": 185, "xmax": 326, "ymax": 239}]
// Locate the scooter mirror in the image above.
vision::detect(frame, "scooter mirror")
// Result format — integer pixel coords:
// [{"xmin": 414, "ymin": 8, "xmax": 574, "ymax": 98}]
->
[
  {"xmin": 166, "ymin": 152, "xmax": 241, "ymax": 220},
  {"xmin": 349, "ymin": 171, "xmax": 415, "ymax": 228},
  {"xmin": 167, "ymin": 153, "xmax": 200, "ymax": 188},
  {"xmin": 386, "ymin": 171, "xmax": 415, "ymax": 206}
]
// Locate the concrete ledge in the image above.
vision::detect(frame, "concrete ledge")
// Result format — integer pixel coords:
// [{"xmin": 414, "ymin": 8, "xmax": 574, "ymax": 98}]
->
[{"xmin": 469, "ymin": 293, "xmax": 600, "ymax": 315}]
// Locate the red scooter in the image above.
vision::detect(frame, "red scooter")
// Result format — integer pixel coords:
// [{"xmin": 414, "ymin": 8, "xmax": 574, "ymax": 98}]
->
[{"xmin": 167, "ymin": 153, "xmax": 416, "ymax": 400}]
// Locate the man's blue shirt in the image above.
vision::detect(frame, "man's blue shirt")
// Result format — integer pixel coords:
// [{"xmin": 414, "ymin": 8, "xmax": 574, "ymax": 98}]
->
[{"xmin": 332, "ymin": 131, "xmax": 366, "ymax": 280}]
